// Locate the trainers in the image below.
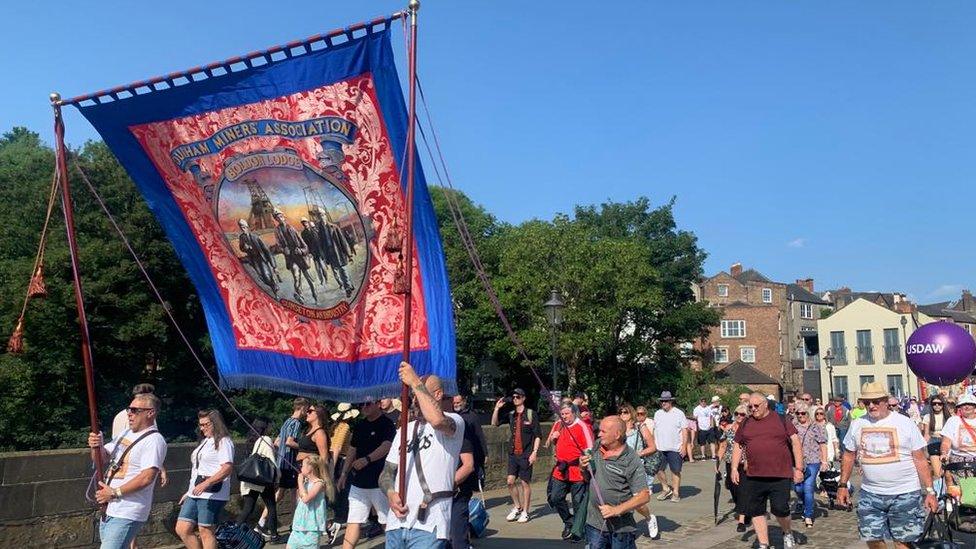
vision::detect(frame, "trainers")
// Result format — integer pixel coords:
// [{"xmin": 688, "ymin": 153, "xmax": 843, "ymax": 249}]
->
[
  {"xmin": 735, "ymin": 523, "xmax": 746, "ymax": 533},
  {"xmin": 561, "ymin": 524, "xmax": 573, "ymax": 540},
  {"xmin": 517, "ymin": 510, "xmax": 529, "ymax": 523},
  {"xmin": 647, "ymin": 515, "xmax": 659, "ymax": 538},
  {"xmin": 670, "ymin": 492, "xmax": 681, "ymax": 502},
  {"xmin": 656, "ymin": 489, "xmax": 673, "ymax": 501},
  {"xmin": 783, "ymin": 532, "xmax": 796, "ymax": 549},
  {"xmin": 506, "ymin": 507, "xmax": 522, "ymax": 521},
  {"xmin": 327, "ymin": 522, "xmax": 342, "ymax": 544}
]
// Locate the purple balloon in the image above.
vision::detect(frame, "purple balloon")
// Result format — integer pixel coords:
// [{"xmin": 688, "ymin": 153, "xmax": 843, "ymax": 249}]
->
[{"xmin": 906, "ymin": 322, "xmax": 976, "ymax": 386}]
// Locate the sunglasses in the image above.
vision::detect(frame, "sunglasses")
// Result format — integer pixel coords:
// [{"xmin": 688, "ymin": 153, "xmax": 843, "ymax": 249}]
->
[
  {"xmin": 933, "ymin": 402, "xmax": 944, "ymax": 406},
  {"xmin": 512, "ymin": 394, "xmax": 524, "ymax": 399},
  {"xmin": 636, "ymin": 411, "xmax": 646, "ymax": 415},
  {"xmin": 735, "ymin": 412, "xmax": 747, "ymax": 417},
  {"xmin": 127, "ymin": 406, "xmax": 153, "ymax": 414},
  {"xmin": 815, "ymin": 412, "xmax": 825, "ymax": 416},
  {"xmin": 618, "ymin": 410, "xmax": 630, "ymax": 415},
  {"xmin": 199, "ymin": 421, "xmax": 212, "ymax": 428},
  {"xmin": 796, "ymin": 412, "xmax": 808, "ymax": 416},
  {"xmin": 862, "ymin": 398, "xmax": 887, "ymax": 406},
  {"xmin": 801, "ymin": 397, "xmax": 812, "ymax": 401}
]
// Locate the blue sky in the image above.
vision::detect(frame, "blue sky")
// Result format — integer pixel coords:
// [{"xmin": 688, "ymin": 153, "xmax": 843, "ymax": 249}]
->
[{"xmin": 2, "ymin": 1, "xmax": 974, "ymax": 302}]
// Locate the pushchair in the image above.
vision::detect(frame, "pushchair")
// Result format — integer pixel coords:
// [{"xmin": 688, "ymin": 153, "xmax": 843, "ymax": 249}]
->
[
  {"xmin": 944, "ymin": 461, "xmax": 976, "ymax": 538},
  {"xmin": 818, "ymin": 466, "xmax": 851, "ymax": 511}
]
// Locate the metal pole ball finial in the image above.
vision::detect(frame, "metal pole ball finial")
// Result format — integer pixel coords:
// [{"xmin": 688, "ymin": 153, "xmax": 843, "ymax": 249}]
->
[
  {"xmin": 408, "ymin": 0, "xmax": 420, "ymax": 12},
  {"xmin": 50, "ymin": 92, "xmax": 62, "ymax": 105}
]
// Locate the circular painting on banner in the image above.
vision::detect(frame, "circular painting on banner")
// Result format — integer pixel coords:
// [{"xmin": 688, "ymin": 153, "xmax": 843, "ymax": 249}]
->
[{"xmin": 215, "ymin": 148, "xmax": 369, "ymax": 319}]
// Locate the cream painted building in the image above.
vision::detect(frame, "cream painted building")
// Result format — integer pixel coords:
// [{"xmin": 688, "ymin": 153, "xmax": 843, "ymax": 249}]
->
[{"xmin": 817, "ymin": 298, "xmax": 934, "ymax": 401}]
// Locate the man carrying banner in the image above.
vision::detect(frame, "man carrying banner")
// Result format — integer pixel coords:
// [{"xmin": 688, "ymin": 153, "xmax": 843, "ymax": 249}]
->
[
  {"xmin": 380, "ymin": 362, "xmax": 465, "ymax": 548},
  {"xmin": 273, "ymin": 210, "xmax": 317, "ymax": 303},
  {"xmin": 88, "ymin": 393, "xmax": 168, "ymax": 549}
]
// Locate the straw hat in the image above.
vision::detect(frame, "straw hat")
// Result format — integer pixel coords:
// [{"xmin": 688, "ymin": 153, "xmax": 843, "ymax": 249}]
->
[
  {"xmin": 858, "ymin": 381, "xmax": 889, "ymax": 401},
  {"xmin": 331, "ymin": 403, "xmax": 360, "ymax": 421}
]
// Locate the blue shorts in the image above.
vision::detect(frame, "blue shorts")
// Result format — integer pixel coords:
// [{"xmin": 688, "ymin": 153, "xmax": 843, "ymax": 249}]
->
[
  {"xmin": 177, "ymin": 496, "xmax": 226, "ymax": 528},
  {"xmin": 99, "ymin": 516, "xmax": 144, "ymax": 549},
  {"xmin": 856, "ymin": 489, "xmax": 926, "ymax": 542},
  {"xmin": 660, "ymin": 451, "xmax": 683, "ymax": 474}
]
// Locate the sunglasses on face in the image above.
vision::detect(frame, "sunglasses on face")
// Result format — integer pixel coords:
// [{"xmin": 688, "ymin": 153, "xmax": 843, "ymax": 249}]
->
[
  {"xmin": 619, "ymin": 411, "xmax": 630, "ymax": 415},
  {"xmin": 801, "ymin": 397, "xmax": 812, "ymax": 401},
  {"xmin": 796, "ymin": 412, "xmax": 808, "ymax": 416},
  {"xmin": 863, "ymin": 398, "xmax": 886, "ymax": 406},
  {"xmin": 512, "ymin": 394, "xmax": 524, "ymax": 399},
  {"xmin": 932, "ymin": 402, "xmax": 944, "ymax": 406},
  {"xmin": 636, "ymin": 411, "xmax": 646, "ymax": 416},
  {"xmin": 127, "ymin": 407, "xmax": 153, "ymax": 415},
  {"xmin": 199, "ymin": 421, "xmax": 212, "ymax": 428},
  {"xmin": 815, "ymin": 413, "xmax": 825, "ymax": 416},
  {"xmin": 735, "ymin": 412, "xmax": 747, "ymax": 417}
]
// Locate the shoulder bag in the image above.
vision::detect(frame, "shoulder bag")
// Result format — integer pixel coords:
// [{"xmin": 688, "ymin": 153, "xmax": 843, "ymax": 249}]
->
[
  {"xmin": 236, "ymin": 438, "xmax": 278, "ymax": 487},
  {"xmin": 193, "ymin": 439, "xmax": 224, "ymax": 494}
]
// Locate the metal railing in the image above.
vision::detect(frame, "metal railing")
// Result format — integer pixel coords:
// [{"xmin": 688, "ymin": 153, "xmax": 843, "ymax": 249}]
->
[
  {"xmin": 856, "ymin": 345, "xmax": 874, "ymax": 365},
  {"xmin": 831, "ymin": 348, "xmax": 848, "ymax": 365},
  {"xmin": 883, "ymin": 344, "xmax": 901, "ymax": 364}
]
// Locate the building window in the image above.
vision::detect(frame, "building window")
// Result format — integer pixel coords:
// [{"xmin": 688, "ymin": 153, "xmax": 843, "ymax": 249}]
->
[
  {"xmin": 856, "ymin": 329, "xmax": 874, "ymax": 364},
  {"xmin": 721, "ymin": 320, "xmax": 746, "ymax": 338},
  {"xmin": 800, "ymin": 303, "xmax": 814, "ymax": 319},
  {"xmin": 887, "ymin": 374, "xmax": 904, "ymax": 398},
  {"xmin": 762, "ymin": 288, "xmax": 772, "ymax": 303},
  {"xmin": 740, "ymin": 347, "xmax": 756, "ymax": 363},
  {"xmin": 717, "ymin": 284, "xmax": 729, "ymax": 297},
  {"xmin": 830, "ymin": 331, "xmax": 847, "ymax": 365},
  {"xmin": 859, "ymin": 375, "xmax": 875, "ymax": 391},
  {"xmin": 833, "ymin": 376, "xmax": 848, "ymax": 399},
  {"xmin": 714, "ymin": 347, "xmax": 729, "ymax": 363},
  {"xmin": 883, "ymin": 328, "xmax": 900, "ymax": 364}
]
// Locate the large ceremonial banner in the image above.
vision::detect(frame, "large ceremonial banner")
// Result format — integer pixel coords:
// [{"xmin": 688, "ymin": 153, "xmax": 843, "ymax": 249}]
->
[{"xmin": 76, "ymin": 25, "xmax": 455, "ymax": 400}]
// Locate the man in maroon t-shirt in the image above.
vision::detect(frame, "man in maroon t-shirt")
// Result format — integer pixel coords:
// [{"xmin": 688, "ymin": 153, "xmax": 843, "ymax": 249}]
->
[{"xmin": 731, "ymin": 393, "xmax": 805, "ymax": 549}]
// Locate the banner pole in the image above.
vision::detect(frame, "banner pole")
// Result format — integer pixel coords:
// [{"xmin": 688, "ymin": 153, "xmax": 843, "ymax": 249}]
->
[
  {"xmin": 50, "ymin": 93, "xmax": 105, "ymax": 488},
  {"xmin": 398, "ymin": 0, "xmax": 420, "ymax": 500}
]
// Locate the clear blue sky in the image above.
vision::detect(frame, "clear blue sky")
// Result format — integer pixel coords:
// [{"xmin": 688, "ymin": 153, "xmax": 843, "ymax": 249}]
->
[{"xmin": 2, "ymin": 1, "xmax": 974, "ymax": 302}]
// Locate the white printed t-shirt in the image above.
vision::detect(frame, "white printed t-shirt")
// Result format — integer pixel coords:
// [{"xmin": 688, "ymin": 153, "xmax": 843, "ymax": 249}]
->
[
  {"xmin": 186, "ymin": 436, "xmax": 234, "ymax": 501},
  {"xmin": 843, "ymin": 411, "xmax": 925, "ymax": 495},
  {"xmin": 385, "ymin": 413, "xmax": 465, "ymax": 539},
  {"xmin": 653, "ymin": 407, "xmax": 686, "ymax": 452},
  {"xmin": 693, "ymin": 405, "xmax": 715, "ymax": 431},
  {"xmin": 104, "ymin": 427, "xmax": 167, "ymax": 522},
  {"xmin": 940, "ymin": 415, "xmax": 976, "ymax": 458}
]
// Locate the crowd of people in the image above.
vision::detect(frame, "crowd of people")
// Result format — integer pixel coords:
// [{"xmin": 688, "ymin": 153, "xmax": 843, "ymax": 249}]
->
[{"xmin": 87, "ymin": 372, "xmax": 976, "ymax": 549}]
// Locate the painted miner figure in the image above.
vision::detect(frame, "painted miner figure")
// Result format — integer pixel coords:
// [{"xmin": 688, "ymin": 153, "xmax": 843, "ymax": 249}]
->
[
  {"xmin": 273, "ymin": 209, "xmax": 318, "ymax": 304},
  {"xmin": 310, "ymin": 208, "xmax": 354, "ymax": 298},
  {"xmin": 300, "ymin": 217, "xmax": 328, "ymax": 285},
  {"xmin": 237, "ymin": 219, "xmax": 278, "ymax": 295}
]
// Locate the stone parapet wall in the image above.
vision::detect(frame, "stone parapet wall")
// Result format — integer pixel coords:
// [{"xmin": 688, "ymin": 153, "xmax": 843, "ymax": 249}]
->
[{"xmin": 0, "ymin": 423, "xmax": 553, "ymax": 547}]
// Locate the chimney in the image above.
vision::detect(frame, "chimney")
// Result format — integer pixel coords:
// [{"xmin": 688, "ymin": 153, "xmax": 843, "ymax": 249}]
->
[
  {"xmin": 795, "ymin": 278, "xmax": 814, "ymax": 293},
  {"xmin": 730, "ymin": 263, "xmax": 743, "ymax": 277},
  {"xmin": 894, "ymin": 300, "xmax": 916, "ymax": 314}
]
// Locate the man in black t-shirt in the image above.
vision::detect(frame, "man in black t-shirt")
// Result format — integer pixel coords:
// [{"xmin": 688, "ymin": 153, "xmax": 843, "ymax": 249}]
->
[
  {"xmin": 338, "ymin": 398, "xmax": 396, "ymax": 547},
  {"xmin": 491, "ymin": 388, "xmax": 541, "ymax": 523},
  {"xmin": 449, "ymin": 436, "xmax": 477, "ymax": 548}
]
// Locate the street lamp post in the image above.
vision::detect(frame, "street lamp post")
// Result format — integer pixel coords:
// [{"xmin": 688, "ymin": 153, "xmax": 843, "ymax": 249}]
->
[
  {"xmin": 543, "ymin": 289, "xmax": 565, "ymax": 391},
  {"xmin": 900, "ymin": 315, "xmax": 912, "ymax": 398},
  {"xmin": 824, "ymin": 349, "xmax": 834, "ymax": 400}
]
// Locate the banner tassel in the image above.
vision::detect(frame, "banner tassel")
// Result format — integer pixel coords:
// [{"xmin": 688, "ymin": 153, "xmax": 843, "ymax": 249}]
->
[
  {"xmin": 27, "ymin": 265, "xmax": 47, "ymax": 299},
  {"xmin": 6, "ymin": 317, "xmax": 24, "ymax": 354}
]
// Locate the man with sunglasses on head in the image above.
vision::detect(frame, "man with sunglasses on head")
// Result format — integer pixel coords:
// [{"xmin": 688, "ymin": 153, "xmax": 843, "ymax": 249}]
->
[
  {"xmin": 492, "ymin": 388, "xmax": 541, "ymax": 523},
  {"xmin": 837, "ymin": 382, "xmax": 937, "ymax": 549},
  {"xmin": 88, "ymin": 393, "xmax": 167, "ymax": 549}
]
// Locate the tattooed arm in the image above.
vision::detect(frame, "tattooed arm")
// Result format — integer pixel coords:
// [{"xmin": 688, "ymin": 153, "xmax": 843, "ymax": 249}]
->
[
  {"xmin": 398, "ymin": 361, "xmax": 457, "ymax": 435},
  {"xmin": 379, "ymin": 460, "xmax": 407, "ymax": 518}
]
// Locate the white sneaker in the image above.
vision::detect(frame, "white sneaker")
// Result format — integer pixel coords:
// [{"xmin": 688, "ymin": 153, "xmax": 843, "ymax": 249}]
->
[
  {"xmin": 506, "ymin": 507, "xmax": 522, "ymax": 521},
  {"xmin": 647, "ymin": 515, "xmax": 659, "ymax": 538},
  {"xmin": 327, "ymin": 522, "xmax": 342, "ymax": 544},
  {"xmin": 783, "ymin": 532, "xmax": 796, "ymax": 549},
  {"xmin": 517, "ymin": 510, "xmax": 529, "ymax": 523}
]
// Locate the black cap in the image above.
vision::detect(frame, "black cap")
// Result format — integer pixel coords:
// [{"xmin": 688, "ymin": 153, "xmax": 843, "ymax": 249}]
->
[{"xmin": 512, "ymin": 388, "xmax": 526, "ymax": 397}]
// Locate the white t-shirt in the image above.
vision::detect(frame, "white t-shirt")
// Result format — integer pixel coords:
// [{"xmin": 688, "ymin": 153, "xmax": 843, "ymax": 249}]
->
[
  {"xmin": 693, "ymin": 405, "xmax": 715, "ymax": 431},
  {"xmin": 843, "ymin": 412, "xmax": 925, "ymax": 495},
  {"xmin": 653, "ymin": 407, "xmax": 686, "ymax": 452},
  {"xmin": 940, "ymin": 416, "xmax": 976, "ymax": 458},
  {"xmin": 186, "ymin": 436, "xmax": 234, "ymax": 501},
  {"xmin": 104, "ymin": 427, "xmax": 167, "ymax": 522},
  {"xmin": 922, "ymin": 413, "xmax": 947, "ymax": 435},
  {"xmin": 385, "ymin": 414, "xmax": 465, "ymax": 539}
]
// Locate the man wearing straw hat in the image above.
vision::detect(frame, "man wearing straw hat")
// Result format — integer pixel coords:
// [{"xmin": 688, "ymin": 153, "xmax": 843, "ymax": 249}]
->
[{"xmin": 836, "ymin": 381, "xmax": 938, "ymax": 548}]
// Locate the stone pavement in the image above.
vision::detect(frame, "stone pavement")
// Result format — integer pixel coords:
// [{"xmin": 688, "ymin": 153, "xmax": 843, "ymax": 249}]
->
[{"xmin": 260, "ymin": 459, "xmax": 865, "ymax": 549}]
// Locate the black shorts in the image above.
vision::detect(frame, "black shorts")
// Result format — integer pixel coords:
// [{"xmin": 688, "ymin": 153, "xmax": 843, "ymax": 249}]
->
[
  {"xmin": 696, "ymin": 428, "xmax": 717, "ymax": 445},
  {"xmin": 743, "ymin": 477, "xmax": 791, "ymax": 518},
  {"xmin": 508, "ymin": 453, "xmax": 533, "ymax": 482},
  {"xmin": 279, "ymin": 465, "xmax": 298, "ymax": 489}
]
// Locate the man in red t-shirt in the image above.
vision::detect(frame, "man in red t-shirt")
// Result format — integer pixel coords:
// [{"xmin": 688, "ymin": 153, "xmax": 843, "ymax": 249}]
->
[
  {"xmin": 545, "ymin": 403, "xmax": 594, "ymax": 540},
  {"xmin": 731, "ymin": 393, "xmax": 805, "ymax": 549}
]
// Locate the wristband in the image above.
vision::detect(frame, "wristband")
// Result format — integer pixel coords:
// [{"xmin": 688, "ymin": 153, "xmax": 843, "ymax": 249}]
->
[{"xmin": 113, "ymin": 487, "xmax": 123, "ymax": 499}]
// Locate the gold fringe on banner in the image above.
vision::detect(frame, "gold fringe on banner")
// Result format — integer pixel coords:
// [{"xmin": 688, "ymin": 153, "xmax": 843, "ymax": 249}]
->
[
  {"xmin": 6, "ymin": 317, "xmax": 24, "ymax": 354},
  {"xmin": 27, "ymin": 265, "xmax": 47, "ymax": 299}
]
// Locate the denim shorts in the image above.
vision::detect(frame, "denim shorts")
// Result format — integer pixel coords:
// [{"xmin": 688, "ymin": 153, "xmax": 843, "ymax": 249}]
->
[
  {"xmin": 99, "ymin": 516, "xmax": 144, "ymax": 549},
  {"xmin": 856, "ymin": 489, "xmax": 926, "ymax": 542},
  {"xmin": 177, "ymin": 496, "xmax": 226, "ymax": 527},
  {"xmin": 660, "ymin": 451, "xmax": 683, "ymax": 474}
]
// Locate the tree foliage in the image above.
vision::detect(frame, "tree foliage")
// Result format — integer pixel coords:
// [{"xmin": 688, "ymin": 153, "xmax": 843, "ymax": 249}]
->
[{"xmin": 0, "ymin": 127, "xmax": 720, "ymax": 449}]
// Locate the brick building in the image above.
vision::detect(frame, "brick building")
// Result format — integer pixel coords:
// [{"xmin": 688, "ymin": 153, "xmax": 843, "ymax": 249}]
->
[{"xmin": 697, "ymin": 263, "xmax": 831, "ymax": 396}]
